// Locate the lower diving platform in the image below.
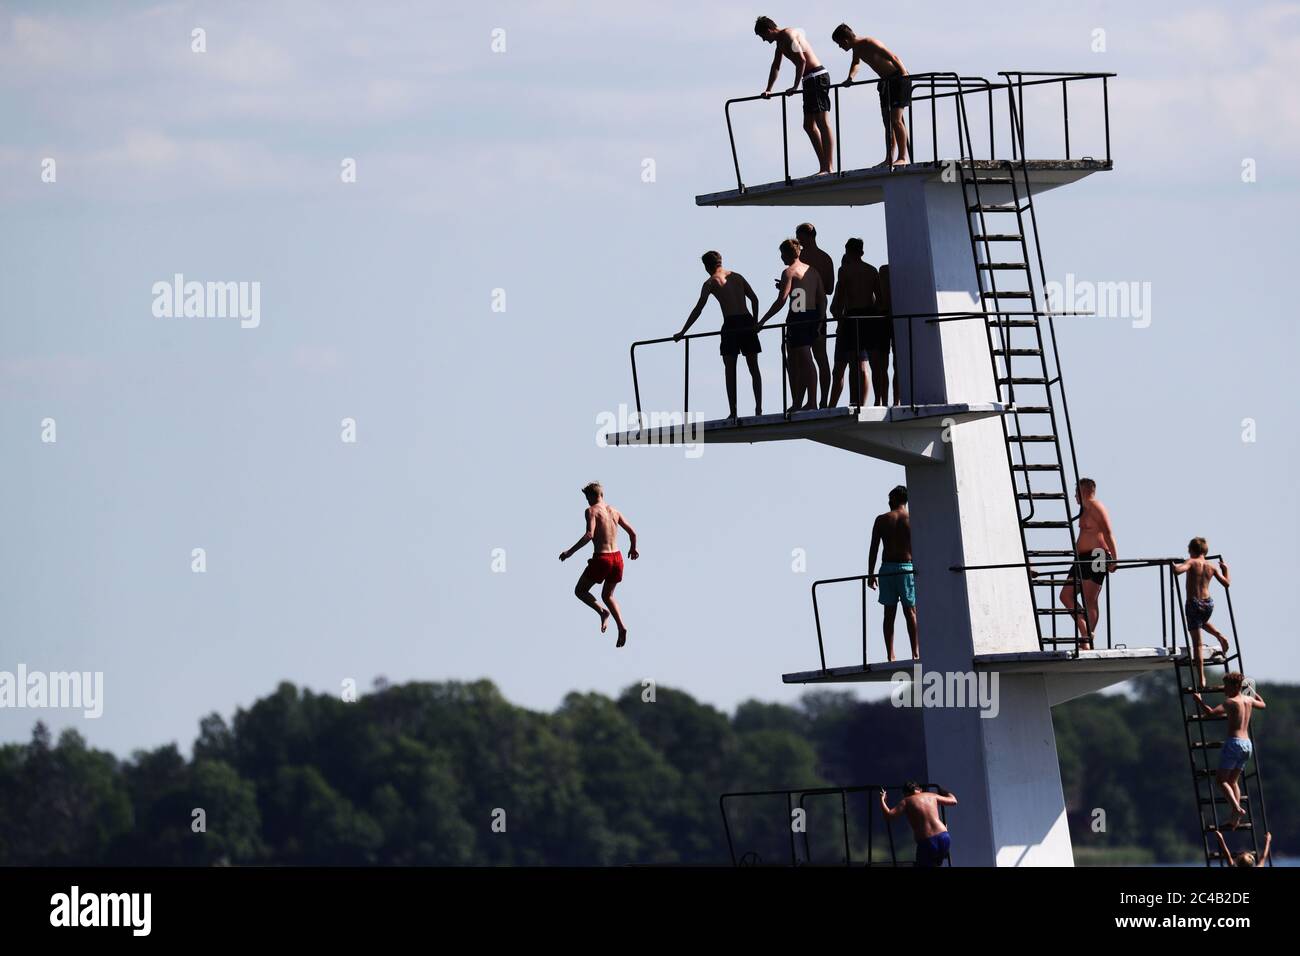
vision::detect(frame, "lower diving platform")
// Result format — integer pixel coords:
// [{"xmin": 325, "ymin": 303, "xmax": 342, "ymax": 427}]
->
[{"xmin": 604, "ymin": 402, "xmax": 1005, "ymax": 466}]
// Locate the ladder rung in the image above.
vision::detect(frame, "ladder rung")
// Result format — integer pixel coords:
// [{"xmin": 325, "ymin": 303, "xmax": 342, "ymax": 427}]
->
[
  {"xmin": 988, "ymin": 318, "xmax": 1038, "ymax": 327},
  {"xmin": 1031, "ymin": 578, "xmax": 1073, "ymax": 586},
  {"xmin": 1204, "ymin": 823, "xmax": 1253, "ymax": 832},
  {"xmin": 998, "ymin": 377, "xmax": 1048, "ymax": 385},
  {"xmin": 1009, "ymin": 405, "xmax": 1051, "ymax": 414},
  {"xmin": 1036, "ymin": 608, "xmax": 1075, "ymax": 615},
  {"xmin": 993, "ymin": 348, "xmax": 1042, "ymax": 356},
  {"xmin": 1027, "ymin": 548, "xmax": 1074, "ymax": 556},
  {"xmin": 969, "ymin": 203, "xmax": 1023, "ymax": 212},
  {"xmin": 1017, "ymin": 492, "xmax": 1066, "ymax": 499},
  {"xmin": 1190, "ymin": 740, "xmax": 1223, "ymax": 750},
  {"xmin": 1024, "ymin": 520, "xmax": 1071, "ymax": 529},
  {"xmin": 977, "ymin": 262, "xmax": 1028, "ymax": 270},
  {"xmin": 972, "ymin": 234, "xmax": 1023, "ymax": 241},
  {"xmin": 965, "ymin": 176, "xmax": 1016, "ymax": 186},
  {"xmin": 1199, "ymin": 795, "xmax": 1249, "ymax": 805},
  {"xmin": 982, "ymin": 290, "xmax": 1034, "ymax": 299},
  {"xmin": 1184, "ymin": 686, "xmax": 1225, "ymax": 695},
  {"xmin": 1012, "ymin": 464, "xmax": 1061, "ymax": 472},
  {"xmin": 1187, "ymin": 713, "xmax": 1227, "ymax": 722},
  {"xmin": 1009, "ymin": 435, "xmax": 1056, "ymax": 442}
]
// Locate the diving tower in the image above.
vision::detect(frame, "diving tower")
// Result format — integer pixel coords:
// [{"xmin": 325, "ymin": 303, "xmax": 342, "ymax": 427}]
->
[{"xmin": 608, "ymin": 71, "xmax": 1268, "ymax": 866}]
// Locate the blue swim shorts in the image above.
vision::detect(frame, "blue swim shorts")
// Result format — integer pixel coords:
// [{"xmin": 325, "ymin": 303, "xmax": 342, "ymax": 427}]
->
[
  {"xmin": 914, "ymin": 831, "xmax": 950, "ymax": 867},
  {"xmin": 878, "ymin": 561, "xmax": 916, "ymax": 608},
  {"xmin": 1220, "ymin": 736, "xmax": 1253, "ymax": 772}
]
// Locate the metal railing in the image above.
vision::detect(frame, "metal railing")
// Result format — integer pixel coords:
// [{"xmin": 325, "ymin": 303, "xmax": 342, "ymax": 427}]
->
[
  {"xmin": 950, "ymin": 554, "xmax": 1240, "ymax": 656},
  {"xmin": 722, "ymin": 70, "xmax": 1113, "ymax": 193},
  {"xmin": 626, "ymin": 307, "xmax": 1095, "ymax": 428},
  {"xmin": 810, "ymin": 567, "xmax": 917, "ymax": 671},
  {"xmin": 719, "ymin": 783, "xmax": 951, "ymax": 866}
]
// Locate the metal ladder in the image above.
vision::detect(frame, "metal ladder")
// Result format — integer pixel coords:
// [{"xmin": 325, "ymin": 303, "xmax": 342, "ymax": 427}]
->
[
  {"xmin": 955, "ymin": 156, "xmax": 1085, "ymax": 650},
  {"xmin": 1170, "ymin": 575, "xmax": 1271, "ymax": 866}
]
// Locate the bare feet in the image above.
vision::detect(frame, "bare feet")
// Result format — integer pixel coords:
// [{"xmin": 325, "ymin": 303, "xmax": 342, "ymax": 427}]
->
[
  {"xmin": 599, "ymin": 608, "xmax": 611, "ymax": 633},
  {"xmin": 872, "ymin": 160, "xmax": 891, "ymax": 170},
  {"xmin": 1228, "ymin": 808, "xmax": 1246, "ymax": 830},
  {"xmin": 892, "ymin": 157, "xmax": 909, "ymax": 167},
  {"xmin": 616, "ymin": 628, "xmax": 628, "ymax": 648}
]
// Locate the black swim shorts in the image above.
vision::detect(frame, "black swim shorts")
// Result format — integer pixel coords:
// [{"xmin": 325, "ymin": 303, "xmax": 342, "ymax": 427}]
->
[{"xmin": 802, "ymin": 71, "xmax": 831, "ymax": 115}]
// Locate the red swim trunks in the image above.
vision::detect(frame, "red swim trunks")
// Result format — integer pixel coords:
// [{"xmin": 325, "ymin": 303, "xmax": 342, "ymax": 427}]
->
[{"xmin": 586, "ymin": 551, "xmax": 624, "ymax": 584}]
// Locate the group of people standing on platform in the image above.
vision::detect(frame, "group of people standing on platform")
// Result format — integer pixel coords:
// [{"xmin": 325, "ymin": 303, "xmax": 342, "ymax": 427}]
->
[{"xmin": 675, "ymin": 222, "xmax": 899, "ymax": 420}]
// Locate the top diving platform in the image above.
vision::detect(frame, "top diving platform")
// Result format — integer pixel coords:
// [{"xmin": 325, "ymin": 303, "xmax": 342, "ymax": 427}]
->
[{"xmin": 705, "ymin": 71, "xmax": 1113, "ymax": 207}]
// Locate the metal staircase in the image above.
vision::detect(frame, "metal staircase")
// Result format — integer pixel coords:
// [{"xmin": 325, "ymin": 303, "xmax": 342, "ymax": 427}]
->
[
  {"xmin": 954, "ymin": 94, "xmax": 1087, "ymax": 651},
  {"xmin": 1170, "ymin": 573, "xmax": 1272, "ymax": 866}
]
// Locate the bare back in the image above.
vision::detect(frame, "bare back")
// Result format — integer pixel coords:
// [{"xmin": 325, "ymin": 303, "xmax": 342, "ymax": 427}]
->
[
  {"xmin": 707, "ymin": 269, "xmax": 752, "ymax": 317},
  {"xmin": 902, "ymin": 792, "xmax": 948, "ymax": 840},
  {"xmin": 1224, "ymin": 694, "xmax": 1257, "ymax": 739},
  {"xmin": 786, "ymin": 260, "xmax": 824, "ymax": 315},
  {"xmin": 1183, "ymin": 556, "xmax": 1216, "ymax": 600},
  {"xmin": 832, "ymin": 259, "xmax": 879, "ymax": 315},
  {"xmin": 778, "ymin": 27, "xmax": 823, "ymax": 72},
  {"xmin": 851, "ymin": 36, "xmax": 906, "ymax": 78},
  {"xmin": 874, "ymin": 508, "xmax": 912, "ymax": 562},
  {"xmin": 587, "ymin": 502, "xmax": 621, "ymax": 554}
]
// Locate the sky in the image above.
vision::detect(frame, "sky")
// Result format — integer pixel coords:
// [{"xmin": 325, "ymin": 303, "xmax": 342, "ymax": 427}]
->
[{"xmin": 1, "ymin": 0, "xmax": 1298, "ymax": 756}]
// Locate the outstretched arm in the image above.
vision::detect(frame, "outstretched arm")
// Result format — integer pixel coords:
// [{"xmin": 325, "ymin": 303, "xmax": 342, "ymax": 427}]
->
[
  {"xmin": 1172, "ymin": 559, "xmax": 1191, "ymax": 576},
  {"xmin": 757, "ymin": 269, "xmax": 793, "ymax": 328},
  {"xmin": 1191, "ymin": 692, "xmax": 1224, "ymax": 717},
  {"xmin": 936, "ymin": 790, "xmax": 958, "ymax": 807},
  {"xmin": 762, "ymin": 46, "xmax": 782, "ymax": 95},
  {"xmin": 1212, "ymin": 828, "xmax": 1232, "ymax": 863},
  {"xmin": 675, "ymin": 283, "xmax": 711, "ymax": 340},
  {"xmin": 845, "ymin": 51, "xmax": 862, "ymax": 84},
  {"xmin": 1260, "ymin": 831, "xmax": 1272, "ymax": 866},
  {"xmin": 879, "ymin": 789, "xmax": 902, "ymax": 819},
  {"xmin": 618, "ymin": 513, "xmax": 639, "ymax": 560},
  {"xmin": 867, "ymin": 516, "xmax": 882, "ymax": 589},
  {"xmin": 743, "ymin": 276, "xmax": 760, "ymax": 322},
  {"xmin": 559, "ymin": 508, "xmax": 597, "ymax": 561}
]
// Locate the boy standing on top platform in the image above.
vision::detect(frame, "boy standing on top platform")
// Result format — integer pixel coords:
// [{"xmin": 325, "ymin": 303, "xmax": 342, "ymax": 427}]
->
[
  {"xmin": 559, "ymin": 482, "xmax": 639, "ymax": 648},
  {"xmin": 1174, "ymin": 538, "xmax": 1232, "ymax": 690},
  {"xmin": 754, "ymin": 17, "xmax": 835, "ymax": 176},
  {"xmin": 675, "ymin": 251, "xmax": 763, "ymax": 420},
  {"xmin": 831, "ymin": 24, "xmax": 911, "ymax": 167},
  {"xmin": 1192, "ymin": 672, "xmax": 1266, "ymax": 831}
]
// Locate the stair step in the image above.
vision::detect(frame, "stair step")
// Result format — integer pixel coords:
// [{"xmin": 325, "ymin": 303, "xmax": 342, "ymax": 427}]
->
[
  {"xmin": 1008, "ymin": 435, "xmax": 1057, "ymax": 442},
  {"xmin": 1027, "ymin": 548, "xmax": 1074, "ymax": 557},
  {"xmin": 1036, "ymin": 608, "xmax": 1076, "ymax": 615},
  {"xmin": 1184, "ymin": 685, "xmax": 1225, "ymax": 695},
  {"xmin": 993, "ymin": 348, "xmax": 1043, "ymax": 356},
  {"xmin": 1009, "ymin": 405, "xmax": 1052, "ymax": 414},
  {"xmin": 1024, "ymin": 520, "xmax": 1071, "ymax": 529},
  {"xmin": 1012, "ymin": 464, "xmax": 1061, "ymax": 472},
  {"xmin": 1204, "ymin": 823, "xmax": 1253, "ymax": 832},
  {"xmin": 998, "ymin": 377, "xmax": 1048, "ymax": 385},
  {"xmin": 965, "ymin": 176, "xmax": 1017, "ymax": 186},
  {"xmin": 1031, "ymin": 578, "xmax": 1074, "ymax": 586},
  {"xmin": 1017, "ymin": 492, "xmax": 1066, "ymax": 499},
  {"xmin": 977, "ymin": 262, "xmax": 1028, "ymax": 270},
  {"xmin": 982, "ymin": 290, "xmax": 1034, "ymax": 299},
  {"xmin": 969, "ymin": 203, "xmax": 1023, "ymax": 212},
  {"xmin": 972, "ymin": 234, "xmax": 1023, "ymax": 242},
  {"xmin": 1199, "ymin": 795, "xmax": 1249, "ymax": 806}
]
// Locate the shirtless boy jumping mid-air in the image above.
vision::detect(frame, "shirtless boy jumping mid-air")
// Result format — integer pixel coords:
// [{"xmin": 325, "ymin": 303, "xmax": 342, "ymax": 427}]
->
[
  {"xmin": 1174, "ymin": 537, "xmax": 1232, "ymax": 690},
  {"xmin": 559, "ymin": 482, "xmax": 639, "ymax": 647},
  {"xmin": 755, "ymin": 17, "xmax": 834, "ymax": 176},
  {"xmin": 1193, "ymin": 672, "xmax": 1266, "ymax": 831}
]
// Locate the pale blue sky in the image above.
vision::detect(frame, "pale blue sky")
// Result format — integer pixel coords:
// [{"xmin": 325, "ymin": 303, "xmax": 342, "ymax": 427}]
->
[{"xmin": 2, "ymin": 0, "xmax": 1297, "ymax": 754}]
